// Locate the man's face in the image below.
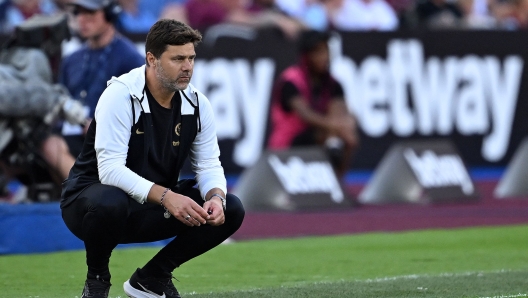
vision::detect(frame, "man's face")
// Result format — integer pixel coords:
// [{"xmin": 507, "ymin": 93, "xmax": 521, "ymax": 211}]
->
[
  {"xmin": 307, "ymin": 41, "xmax": 330, "ymax": 75},
  {"xmin": 73, "ymin": 6, "xmax": 110, "ymax": 39},
  {"xmin": 153, "ymin": 43, "xmax": 196, "ymax": 91}
]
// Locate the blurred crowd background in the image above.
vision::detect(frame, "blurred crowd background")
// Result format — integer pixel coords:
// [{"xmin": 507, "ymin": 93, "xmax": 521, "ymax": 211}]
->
[
  {"xmin": 0, "ymin": 0, "xmax": 527, "ymax": 205},
  {"xmin": 1, "ymin": 0, "xmax": 528, "ymax": 37}
]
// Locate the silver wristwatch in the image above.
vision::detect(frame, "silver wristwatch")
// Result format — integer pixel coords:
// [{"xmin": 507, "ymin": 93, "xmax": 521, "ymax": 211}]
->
[{"xmin": 209, "ymin": 193, "xmax": 226, "ymax": 211}]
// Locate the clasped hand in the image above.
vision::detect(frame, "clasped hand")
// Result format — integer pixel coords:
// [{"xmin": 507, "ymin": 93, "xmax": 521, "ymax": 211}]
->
[{"xmin": 164, "ymin": 192, "xmax": 225, "ymax": 227}]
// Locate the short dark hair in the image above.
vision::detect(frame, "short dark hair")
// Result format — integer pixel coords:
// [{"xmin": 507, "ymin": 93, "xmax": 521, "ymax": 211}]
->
[
  {"xmin": 298, "ymin": 30, "xmax": 331, "ymax": 54},
  {"xmin": 145, "ymin": 19, "xmax": 202, "ymax": 62}
]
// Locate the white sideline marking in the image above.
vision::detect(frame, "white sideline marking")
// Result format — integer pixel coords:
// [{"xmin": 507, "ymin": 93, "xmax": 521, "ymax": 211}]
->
[
  {"xmin": 357, "ymin": 269, "xmax": 519, "ymax": 283},
  {"xmin": 186, "ymin": 269, "xmax": 526, "ymax": 295},
  {"xmin": 478, "ymin": 294, "xmax": 527, "ymax": 298}
]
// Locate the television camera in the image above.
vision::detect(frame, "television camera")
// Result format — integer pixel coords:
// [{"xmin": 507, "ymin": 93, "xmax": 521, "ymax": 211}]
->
[{"xmin": 0, "ymin": 14, "xmax": 87, "ymax": 202}]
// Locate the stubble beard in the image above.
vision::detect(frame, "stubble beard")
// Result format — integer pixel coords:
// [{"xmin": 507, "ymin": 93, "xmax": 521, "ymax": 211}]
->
[{"xmin": 155, "ymin": 61, "xmax": 191, "ymax": 91}]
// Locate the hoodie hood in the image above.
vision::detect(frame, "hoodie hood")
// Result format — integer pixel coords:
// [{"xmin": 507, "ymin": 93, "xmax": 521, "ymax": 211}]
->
[{"xmin": 107, "ymin": 65, "xmax": 146, "ymax": 99}]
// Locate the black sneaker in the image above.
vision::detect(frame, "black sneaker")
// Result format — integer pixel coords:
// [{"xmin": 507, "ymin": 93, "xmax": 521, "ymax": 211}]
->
[
  {"xmin": 81, "ymin": 276, "xmax": 111, "ymax": 298},
  {"xmin": 123, "ymin": 268, "xmax": 181, "ymax": 298}
]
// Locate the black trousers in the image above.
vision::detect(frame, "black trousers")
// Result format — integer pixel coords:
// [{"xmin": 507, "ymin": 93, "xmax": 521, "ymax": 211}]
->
[{"xmin": 61, "ymin": 183, "xmax": 245, "ymax": 279}]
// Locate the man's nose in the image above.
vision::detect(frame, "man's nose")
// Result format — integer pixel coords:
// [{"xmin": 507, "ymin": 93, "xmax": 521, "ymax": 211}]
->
[{"xmin": 182, "ymin": 59, "xmax": 192, "ymax": 70}]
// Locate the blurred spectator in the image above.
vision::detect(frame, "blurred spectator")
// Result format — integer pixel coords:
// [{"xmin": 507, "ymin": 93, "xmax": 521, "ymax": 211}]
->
[
  {"xmin": 267, "ymin": 30, "xmax": 359, "ymax": 178},
  {"xmin": 143, "ymin": 0, "xmax": 186, "ymax": 18},
  {"xmin": 247, "ymin": 0, "xmax": 306, "ymax": 38},
  {"xmin": 184, "ymin": 0, "xmax": 228, "ymax": 31},
  {"xmin": 0, "ymin": 0, "xmax": 57, "ymax": 33},
  {"xmin": 458, "ymin": 0, "xmax": 497, "ymax": 28},
  {"xmin": 117, "ymin": 0, "xmax": 158, "ymax": 32},
  {"xmin": 159, "ymin": 0, "xmax": 188, "ymax": 23},
  {"xmin": 113, "ymin": 0, "xmax": 190, "ymax": 32},
  {"xmin": 59, "ymin": 0, "xmax": 144, "ymax": 157},
  {"xmin": 184, "ymin": 0, "xmax": 304, "ymax": 39},
  {"xmin": 414, "ymin": 0, "xmax": 464, "ymax": 28},
  {"xmin": 496, "ymin": 0, "xmax": 528, "ymax": 29},
  {"xmin": 385, "ymin": 0, "xmax": 414, "ymax": 17},
  {"xmin": 328, "ymin": 0, "xmax": 399, "ymax": 31},
  {"xmin": 274, "ymin": 0, "xmax": 330, "ymax": 31}
]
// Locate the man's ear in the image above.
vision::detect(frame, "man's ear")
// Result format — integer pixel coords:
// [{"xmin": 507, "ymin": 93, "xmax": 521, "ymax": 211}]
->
[{"xmin": 146, "ymin": 52, "xmax": 156, "ymax": 67}]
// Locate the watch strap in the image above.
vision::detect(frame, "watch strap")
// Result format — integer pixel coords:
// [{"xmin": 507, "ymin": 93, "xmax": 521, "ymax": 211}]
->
[{"xmin": 209, "ymin": 193, "xmax": 226, "ymax": 210}]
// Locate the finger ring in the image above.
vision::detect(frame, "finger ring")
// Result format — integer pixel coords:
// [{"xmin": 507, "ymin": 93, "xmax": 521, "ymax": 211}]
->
[{"xmin": 185, "ymin": 215, "xmax": 191, "ymax": 220}]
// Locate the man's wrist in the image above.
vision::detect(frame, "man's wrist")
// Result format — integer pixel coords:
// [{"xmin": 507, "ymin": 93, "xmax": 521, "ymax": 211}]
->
[{"xmin": 207, "ymin": 193, "xmax": 226, "ymax": 210}]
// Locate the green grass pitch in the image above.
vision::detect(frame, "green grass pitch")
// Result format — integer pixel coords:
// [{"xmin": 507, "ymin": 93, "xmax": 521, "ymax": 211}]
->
[{"xmin": 0, "ymin": 224, "xmax": 527, "ymax": 297}]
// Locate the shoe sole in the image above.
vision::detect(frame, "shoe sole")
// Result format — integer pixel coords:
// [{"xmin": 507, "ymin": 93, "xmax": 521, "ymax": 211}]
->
[{"xmin": 123, "ymin": 280, "xmax": 166, "ymax": 298}]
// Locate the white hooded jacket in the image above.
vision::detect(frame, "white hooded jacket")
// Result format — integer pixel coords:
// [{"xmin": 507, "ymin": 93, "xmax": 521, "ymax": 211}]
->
[{"xmin": 94, "ymin": 65, "xmax": 227, "ymax": 203}]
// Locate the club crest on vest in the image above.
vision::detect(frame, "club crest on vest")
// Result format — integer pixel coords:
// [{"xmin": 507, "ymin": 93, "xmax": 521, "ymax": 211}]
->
[{"xmin": 175, "ymin": 123, "xmax": 181, "ymax": 136}]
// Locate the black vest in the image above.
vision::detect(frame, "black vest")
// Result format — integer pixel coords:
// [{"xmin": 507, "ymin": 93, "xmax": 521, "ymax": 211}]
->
[{"xmin": 60, "ymin": 90, "xmax": 200, "ymax": 209}]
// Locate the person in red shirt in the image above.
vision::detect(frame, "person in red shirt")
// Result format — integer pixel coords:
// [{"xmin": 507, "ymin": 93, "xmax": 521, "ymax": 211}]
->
[{"xmin": 268, "ymin": 29, "xmax": 359, "ymax": 178}]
